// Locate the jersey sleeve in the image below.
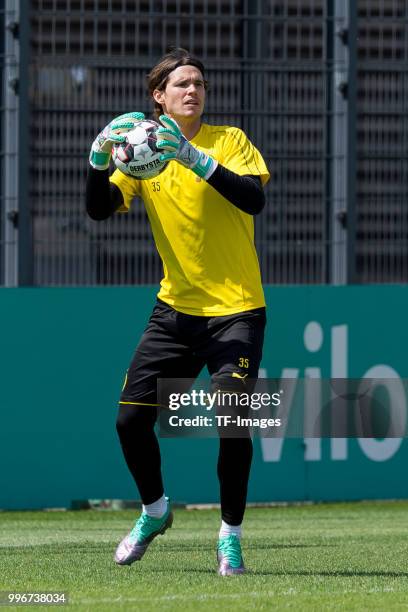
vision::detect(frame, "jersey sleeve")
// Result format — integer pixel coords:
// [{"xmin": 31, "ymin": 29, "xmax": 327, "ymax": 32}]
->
[
  {"xmin": 219, "ymin": 127, "xmax": 270, "ymax": 186},
  {"xmin": 109, "ymin": 168, "xmax": 141, "ymax": 212}
]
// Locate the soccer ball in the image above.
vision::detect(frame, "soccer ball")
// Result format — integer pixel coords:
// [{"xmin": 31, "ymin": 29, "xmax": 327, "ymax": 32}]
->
[{"xmin": 112, "ymin": 119, "xmax": 167, "ymax": 179}]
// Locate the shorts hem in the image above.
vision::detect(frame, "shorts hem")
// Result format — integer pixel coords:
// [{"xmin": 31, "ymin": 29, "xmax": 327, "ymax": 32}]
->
[{"xmin": 119, "ymin": 400, "xmax": 160, "ymax": 406}]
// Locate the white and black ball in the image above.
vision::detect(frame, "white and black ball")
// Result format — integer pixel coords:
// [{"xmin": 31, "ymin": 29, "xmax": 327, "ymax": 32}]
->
[{"xmin": 112, "ymin": 119, "xmax": 167, "ymax": 179}]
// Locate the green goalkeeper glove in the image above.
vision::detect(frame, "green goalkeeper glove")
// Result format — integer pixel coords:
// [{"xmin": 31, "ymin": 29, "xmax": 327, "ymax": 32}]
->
[
  {"xmin": 156, "ymin": 115, "xmax": 218, "ymax": 180},
  {"xmin": 89, "ymin": 112, "xmax": 145, "ymax": 170}
]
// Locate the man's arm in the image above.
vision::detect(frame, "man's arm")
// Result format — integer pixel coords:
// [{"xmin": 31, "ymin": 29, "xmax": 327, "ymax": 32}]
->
[
  {"xmin": 207, "ymin": 166, "xmax": 265, "ymax": 215},
  {"xmin": 86, "ymin": 167, "xmax": 124, "ymax": 220},
  {"xmin": 85, "ymin": 164, "xmax": 264, "ymax": 220},
  {"xmin": 86, "ymin": 111, "xmax": 145, "ymax": 220}
]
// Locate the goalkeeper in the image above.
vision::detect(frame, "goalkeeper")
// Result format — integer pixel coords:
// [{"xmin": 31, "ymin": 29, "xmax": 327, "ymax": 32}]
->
[{"xmin": 86, "ymin": 48, "xmax": 270, "ymax": 577}]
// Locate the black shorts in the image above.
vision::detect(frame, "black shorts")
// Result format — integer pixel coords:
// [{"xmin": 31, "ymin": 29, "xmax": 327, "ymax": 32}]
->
[{"xmin": 120, "ymin": 299, "xmax": 266, "ymax": 406}]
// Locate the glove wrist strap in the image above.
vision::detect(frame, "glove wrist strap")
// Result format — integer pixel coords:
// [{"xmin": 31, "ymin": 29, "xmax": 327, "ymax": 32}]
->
[
  {"xmin": 89, "ymin": 149, "xmax": 111, "ymax": 170},
  {"xmin": 192, "ymin": 153, "xmax": 218, "ymax": 180}
]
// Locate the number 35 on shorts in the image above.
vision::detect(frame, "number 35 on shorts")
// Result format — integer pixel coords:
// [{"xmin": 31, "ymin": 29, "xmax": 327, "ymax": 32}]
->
[{"xmin": 238, "ymin": 357, "xmax": 249, "ymax": 369}]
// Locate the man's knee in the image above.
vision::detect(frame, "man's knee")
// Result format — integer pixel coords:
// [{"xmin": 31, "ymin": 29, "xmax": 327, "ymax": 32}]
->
[
  {"xmin": 210, "ymin": 373, "xmax": 252, "ymax": 437},
  {"xmin": 116, "ymin": 402, "xmax": 158, "ymax": 437},
  {"xmin": 211, "ymin": 372, "xmax": 248, "ymax": 395}
]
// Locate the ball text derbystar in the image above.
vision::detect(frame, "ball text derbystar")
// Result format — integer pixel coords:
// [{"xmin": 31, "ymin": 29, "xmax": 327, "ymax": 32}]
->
[{"xmin": 129, "ymin": 159, "xmax": 162, "ymax": 173}]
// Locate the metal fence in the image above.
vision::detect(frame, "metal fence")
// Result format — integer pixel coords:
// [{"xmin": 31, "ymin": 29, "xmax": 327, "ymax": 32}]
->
[
  {"xmin": 1, "ymin": 0, "xmax": 408, "ymax": 286},
  {"xmin": 357, "ymin": 0, "xmax": 408, "ymax": 282}
]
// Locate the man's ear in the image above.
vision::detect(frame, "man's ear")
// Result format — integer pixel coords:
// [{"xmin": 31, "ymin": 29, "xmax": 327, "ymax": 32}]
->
[{"xmin": 153, "ymin": 89, "xmax": 164, "ymax": 105}]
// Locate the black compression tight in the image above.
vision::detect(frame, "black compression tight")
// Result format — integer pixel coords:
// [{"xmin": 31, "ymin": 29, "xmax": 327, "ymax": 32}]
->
[
  {"xmin": 116, "ymin": 404, "xmax": 164, "ymax": 506},
  {"xmin": 116, "ymin": 403, "xmax": 253, "ymax": 525}
]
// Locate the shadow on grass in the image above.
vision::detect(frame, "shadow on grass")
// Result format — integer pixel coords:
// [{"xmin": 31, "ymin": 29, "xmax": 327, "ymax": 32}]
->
[
  {"xmin": 3, "ymin": 544, "xmax": 406, "ymax": 580},
  {"xmin": 246, "ymin": 543, "xmax": 337, "ymax": 550},
  {"xmin": 1, "ymin": 541, "xmax": 337, "ymax": 556},
  {"xmin": 1, "ymin": 544, "xmax": 113, "ymax": 554},
  {"xmin": 112, "ymin": 567, "xmax": 408, "ymax": 578},
  {"xmin": 150, "ymin": 568, "xmax": 408, "ymax": 578},
  {"xmin": 244, "ymin": 570, "xmax": 408, "ymax": 578}
]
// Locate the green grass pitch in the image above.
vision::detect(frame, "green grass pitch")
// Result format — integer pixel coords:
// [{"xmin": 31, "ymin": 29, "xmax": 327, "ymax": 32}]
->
[{"xmin": 1, "ymin": 501, "xmax": 408, "ymax": 610}]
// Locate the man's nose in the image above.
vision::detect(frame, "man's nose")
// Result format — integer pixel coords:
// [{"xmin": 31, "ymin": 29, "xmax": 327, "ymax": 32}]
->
[{"xmin": 186, "ymin": 82, "xmax": 197, "ymax": 93}]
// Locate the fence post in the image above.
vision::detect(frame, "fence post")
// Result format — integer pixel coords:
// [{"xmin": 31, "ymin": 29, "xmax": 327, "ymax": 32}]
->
[
  {"xmin": 346, "ymin": 0, "xmax": 357, "ymax": 284},
  {"xmin": 329, "ymin": 0, "xmax": 357, "ymax": 284},
  {"xmin": 17, "ymin": 0, "xmax": 32, "ymax": 285},
  {"xmin": 2, "ymin": 0, "xmax": 20, "ymax": 286}
]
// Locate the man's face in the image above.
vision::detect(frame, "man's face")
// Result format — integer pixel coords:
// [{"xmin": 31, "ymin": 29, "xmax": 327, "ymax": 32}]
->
[{"xmin": 154, "ymin": 65, "xmax": 206, "ymax": 122}]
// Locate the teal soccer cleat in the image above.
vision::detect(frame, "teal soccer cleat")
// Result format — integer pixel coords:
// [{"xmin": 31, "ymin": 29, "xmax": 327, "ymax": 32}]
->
[
  {"xmin": 217, "ymin": 534, "xmax": 246, "ymax": 576},
  {"xmin": 114, "ymin": 499, "xmax": 173, "ymax": 565}
]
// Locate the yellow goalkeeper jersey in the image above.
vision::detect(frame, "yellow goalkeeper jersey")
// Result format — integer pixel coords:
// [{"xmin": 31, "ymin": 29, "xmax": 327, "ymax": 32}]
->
[{"xmin": 109, "ymin": 123, "xmax": 270, "ymax": 316}]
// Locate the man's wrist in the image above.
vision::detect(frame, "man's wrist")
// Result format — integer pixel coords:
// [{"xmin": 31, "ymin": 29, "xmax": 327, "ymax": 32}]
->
[
  {"xmin": 89, "ymin": 149, "xmax": 111, "ymax": 170},
  {"xmin": 192, "ymin": 152, "xmax": 218, "ymax": 180}
]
